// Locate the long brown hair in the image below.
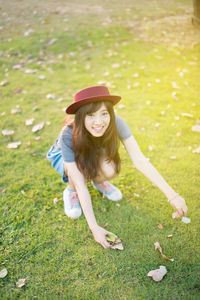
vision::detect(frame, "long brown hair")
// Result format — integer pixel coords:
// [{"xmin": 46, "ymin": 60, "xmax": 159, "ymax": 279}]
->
[{"xmin": 71, "ymin": 101, "xmax": 121, "ymax": 180}]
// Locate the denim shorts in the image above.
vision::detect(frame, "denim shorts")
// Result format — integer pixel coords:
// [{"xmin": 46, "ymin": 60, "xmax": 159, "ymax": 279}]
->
[{"xmin": 46, "ymin": 142, "xmax": 69, "ymax": 183}]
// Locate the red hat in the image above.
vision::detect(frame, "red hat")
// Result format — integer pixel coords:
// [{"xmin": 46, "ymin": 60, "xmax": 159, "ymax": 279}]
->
[{"xmin": 66, "ymin": 85, "xmax": 121, "ymax": 114}]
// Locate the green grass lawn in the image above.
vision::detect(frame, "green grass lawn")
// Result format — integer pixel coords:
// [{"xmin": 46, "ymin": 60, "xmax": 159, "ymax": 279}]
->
[{"xmin": 0, "ymin": 0, "xmax": 200, "ymax": 299}]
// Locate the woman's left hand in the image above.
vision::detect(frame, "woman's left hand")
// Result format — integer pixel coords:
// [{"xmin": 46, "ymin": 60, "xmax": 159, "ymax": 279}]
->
[{"xmin": 168, "ymin": 194, "xmax": 188, "ymax": 218}]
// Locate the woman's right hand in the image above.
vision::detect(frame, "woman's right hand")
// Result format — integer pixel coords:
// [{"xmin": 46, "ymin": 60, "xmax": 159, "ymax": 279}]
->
[{"xmin": 90, "ymin": 224, "xmax": 114, "ymax": 249}]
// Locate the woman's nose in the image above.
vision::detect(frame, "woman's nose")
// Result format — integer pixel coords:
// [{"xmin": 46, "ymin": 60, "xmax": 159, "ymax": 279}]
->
[{"xmin": 94, "ymin": 116, "xmax": 102, "ymax": 124}]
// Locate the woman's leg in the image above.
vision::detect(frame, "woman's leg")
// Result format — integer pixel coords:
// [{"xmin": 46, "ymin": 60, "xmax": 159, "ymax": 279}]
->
[
  {"xmin": 92, "ymin": 153, "xmax": 122, "ymax": 201},
  {"xmin": 64, "ymin": 163, "xmax": 76, "ymax": 190},
  {"xmin": 63, "ymin": 162, "xmax": 82, "ymax": 219},
  {"xmin": 94, "ymin": 155, "xmax": 117, "ymax": 183}
]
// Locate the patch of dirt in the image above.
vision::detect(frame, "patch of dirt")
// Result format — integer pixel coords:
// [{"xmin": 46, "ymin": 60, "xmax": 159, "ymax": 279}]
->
[{"xmin": 125, "ymin": 11, "xmax": 200, "ymax": 47}]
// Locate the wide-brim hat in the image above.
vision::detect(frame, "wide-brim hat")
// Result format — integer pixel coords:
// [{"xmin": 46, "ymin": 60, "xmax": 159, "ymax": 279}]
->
[{"xmin": 66, "ymin": 85, "xmax": 121, "ymax": 114}]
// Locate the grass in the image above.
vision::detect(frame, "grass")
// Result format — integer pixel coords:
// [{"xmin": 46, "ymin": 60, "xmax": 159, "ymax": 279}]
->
[{"xmin": 0, "ymin": 0, "xmax": 200, "ymax": 299}]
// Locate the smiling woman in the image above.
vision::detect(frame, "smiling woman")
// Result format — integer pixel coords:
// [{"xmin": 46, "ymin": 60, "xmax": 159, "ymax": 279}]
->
[
  {"xmin": 84, "ymin": 104, "xmax": 110, "ymax": 137},
  {"xmin": 46, "ymin": 85, "xmax": 188, "ymax": 249},
  {"xmin": 71, "ymin": 100, "xmax": 121, "ymax": 181}
]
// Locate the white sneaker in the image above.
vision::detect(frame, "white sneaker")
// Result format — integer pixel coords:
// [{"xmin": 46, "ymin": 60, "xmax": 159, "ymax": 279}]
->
[
  {"xmin": 92, "ymin": 181, "xmax": 122, "ymax": 201},
  {"xmin": 63, "ymin": 187, "xmax": 82, "ymax": 219}
]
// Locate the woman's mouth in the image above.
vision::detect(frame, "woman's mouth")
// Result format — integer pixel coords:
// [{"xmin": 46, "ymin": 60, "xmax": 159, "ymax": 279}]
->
[{"xmin": 92, "ymin": 126, "xmax": 104, "ymax": 133}]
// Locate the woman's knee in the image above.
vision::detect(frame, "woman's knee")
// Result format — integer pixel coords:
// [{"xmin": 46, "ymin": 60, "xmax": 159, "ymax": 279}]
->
[{"xmin": 100, "ymin": 159, "xmax": 116, "ymax": 180}]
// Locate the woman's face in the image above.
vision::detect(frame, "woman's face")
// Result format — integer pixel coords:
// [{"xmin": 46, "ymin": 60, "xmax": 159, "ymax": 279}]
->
[{"xmin": 84, "ymin": 103, "xmax": 111, "ymax": 137}]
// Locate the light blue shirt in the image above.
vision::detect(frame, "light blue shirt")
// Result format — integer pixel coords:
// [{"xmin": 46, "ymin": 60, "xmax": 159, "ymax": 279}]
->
[{"xmin": 60, "ymin": 115, "xmax": 132, "ymax": 163}]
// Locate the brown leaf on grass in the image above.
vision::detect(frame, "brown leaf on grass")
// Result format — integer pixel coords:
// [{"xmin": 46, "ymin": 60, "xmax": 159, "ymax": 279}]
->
[
  {"xmin": 168, "ymin": 235, "xmax": 173, "ymax": 239},
  {"xmin": 0, "ymin": 80, "xmax": 9, "ymax": 86},
  {"xmin": 53, "ymin": 198, "xmax": 58, "ymax": 204},
  {"xmin": 180, "ymin": 113, "xmax": 193, "ymax": 118},
  {"xmin": 46, "ymin": 94, "xmax": 55, "ymax": 99},
  {"xmin": 2, "ymin": 130, "xmax": 14, "ymax": 136},
  {"xmin": 13, "ymin": 87, "xmax": 22, "ymax": 94},
  {"xmin": 0, "ymin": 188, "xmax": 6, "ymax": 194},
  {"xmin": 192, "ymin": 125, "xmax": 200, "ymax": 133},
  {"xmin": 16, "ymin": 278, "xmax": 26, "ymax": 288},
  {"xmin": 158, "ymin": 224, "xmax": 163, "ymax": 230},
  {"xmin": 154, "ymin": 242, "xmax": 174, "ymax": 262},
  {"xmin": 13, "ymin": 64, "xmax": 23, "ymax": 70},
  {"xmin": 106, "ymin": 233, "xmax": 124, "ymax": 250},
  {"xmin": 147, "ymin": 266, "xmax": 167, "ymax": 282},
  {"xmin": 32, "ymin": 122, "xmax": 44, "ymax": 133},
  {"xmin": 25, "ymin": 69, "xmax": 37, "ymax": 74},
  {"xmin": 0, "ymin": 268, "xmax": 8, "ymax": 278},
  {"xmin": 11, "ymin": 108, "xmax": 21, "ymax": 114},
  {"xmin": 172, "ymin": 91, "xmax": 178, "ymax": 101},
  {"xmin": 192, "ymin": 147, "xmax": 200, "ymax": 154},
  {"xmin": 172, "ymin": 82, "xmax": 181, "ymax": 89},
  {"xmin": 7, "ymin": 142, "xmax": 21, "ymax": 149},
  {"xmin": 26, "ymin": 118, "xmax": 35, "ymax": 126},
  {"xmin": 182, "ymin": 217, "xmax": 191, "ymax": 224}
]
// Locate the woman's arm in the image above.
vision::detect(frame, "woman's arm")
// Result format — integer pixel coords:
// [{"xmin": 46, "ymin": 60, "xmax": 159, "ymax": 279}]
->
[
  {"xmin": 123, "ymin": 135, "xmax": 188, "ymax": 217},
  {"xmin": 65, "ymin": 162, "xmax": 112, "ymax": 248}
]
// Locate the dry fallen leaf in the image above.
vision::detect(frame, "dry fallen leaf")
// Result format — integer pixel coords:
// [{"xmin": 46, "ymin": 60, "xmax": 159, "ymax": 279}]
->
[
  {"xmin": 180, "ymin": 113, "xmax": 193, "ymax": 118},
  {"xmin": 13, "ymin": 64, "xmax": 23, "ymax": 70},
  {"xmin": 106, "ymin": 233, "xmax": 124, "ymax": 250},
  {"xmin": 192, "ymin": 125, "xmax": 200, "ymax": 133},
  {"xmin": 39, "ymin": 75, "xmax": 46, "ymax": 80},
  {"xmin": 170, "ymin": 156, "xmax": 177, "ymax": 160},
  {"xmin": 46, "ymin": 94, "xmax": 55, "ymax": 99},
  {"xmin": 172, "ymin": 91, "xmax": 178, "ymax": 101},
  {"xmin": 24, "ymin": 28, "xmax": 34, "ymax": 36},
  {"xmin": 2, "ymin": 130, "xmax": 14, "ymax": 136},
  {"xmin": 0, "ymin": 268, "xmax": 8, "ymax": 278},
  {"xmin": 53, "ymin": 198, "xmax": 58, "ymax": 204},
  {"xmin": 32, "ymin": 122, "xmax": 44, "ymax": 133},
  {"xmin": 16, "ymin": 278, "xmax": 26, "ymax": 288},
  {"xmin": 147, "ymin": 266, "xmax": 167, "ymax": 282},
  {"xmin": 154, "ymin": 242, "xmax": 174, "ymax": 262},
  {"xmin": 158, "ymin": 224, "xmax": 163, "ymax": 230},
  {"xmin": 0, "ymin": 80, "xmax": 9, "ymax": 86},
  {"xmin": 25, "ymin": 69, "xmax": 37, "ymax": 74},
  {"xmin": 25, "ymin": 118, "xmax": 35, "ymax": 126},
  {"xmin": 168, "ymin": 235, "xmax": 173, "ymax": 239},
  {"xmin": 7, "ymin": 142, "xmax": 21, "ymax": 149},
  {"xmin": 182, "ymin": 217, "xmax": 191, "ymax": 224},
  {"xmin": 0, "ymin": 188, "xmax": 6, "ymax": 194},
  {"xmin": 11, "ymin": 108, "xmax": 21, "ymax": 114},
  {"xmin": 112, "ymin": 63, "xmax": 120, "ymax": 69},
  {"xmin": 192, "ymin": 147, "xmax": 200, "ymax": 154},
  {"xmin": 172, "ymin": 82, "xmax": 181, "ymax": 89}
]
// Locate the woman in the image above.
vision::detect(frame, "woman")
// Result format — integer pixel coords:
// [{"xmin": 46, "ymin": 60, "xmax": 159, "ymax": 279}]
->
[{"xmin": 47, "ymin": 85, "xmax": 188, "ymax": 249}]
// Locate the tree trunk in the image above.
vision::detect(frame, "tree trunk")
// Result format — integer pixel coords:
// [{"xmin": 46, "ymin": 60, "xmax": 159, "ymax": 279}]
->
[{"xmin": 192, "ymin": 0, "xmax": 200, "ymax": 25}]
